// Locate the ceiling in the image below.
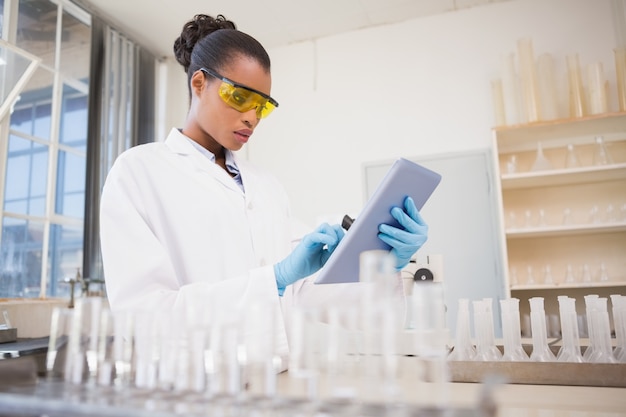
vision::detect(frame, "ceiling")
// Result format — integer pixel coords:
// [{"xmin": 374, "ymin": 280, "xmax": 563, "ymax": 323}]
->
[{"xmin": 73, "ymin": 0, "xmax": 509, "ymax": 59}]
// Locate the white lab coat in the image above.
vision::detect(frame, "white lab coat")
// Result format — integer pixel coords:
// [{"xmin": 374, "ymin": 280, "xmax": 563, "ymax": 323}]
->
[{"xmin": 100, "ymin": 128, "xmax": 404, "ymax": 368}]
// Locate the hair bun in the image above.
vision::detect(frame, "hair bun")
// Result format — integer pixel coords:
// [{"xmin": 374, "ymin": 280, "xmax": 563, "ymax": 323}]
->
[{"xmin": 173, "ymin": 14, "xmax": 236, "ymax": 72}]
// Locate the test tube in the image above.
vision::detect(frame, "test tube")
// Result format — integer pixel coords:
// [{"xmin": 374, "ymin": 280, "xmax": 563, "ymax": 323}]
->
[
  {"xmin": 583, "ymin": 295, "xmax": 599, "ymax": 361},
  {"xmin": 240, "ymin": 301, "xmax": 280, "ymax": 398},
  {"xmin": 586, "ymin": 298, "xmax": 617, "ymax": 364},
  {"xmin": 529, "ymin": 297, "xmax": 556, "ymax": 362},
  {"xmin": 133, "ymin": 311, "xmax": 160, "ymax": 390},
  {"xmin": 65, "ymin": 297, "xmax": 104, "ymax": 385},
  {"xmin": 500, "ymin": 298, "xmax": 529, "ymax": 361},
  {"xmin": 556, "ymin": 296, "xmax": 584, "ymax": 363},
  {"xmin": 46, "ymin": 307, "xmax": 74, "ymax": 380},
  {"xmin": 358, "ymin": 250, "xmax": 402, "ymax": 401},
  {"xmin": 472, "ymin": 299, "xmax": 502, "ymax": 361},
  {"xmin": 610, "ymin": 295, "xmax": 625, "ymax": 362},
  {"xmin": 448, "ymin": 298, "xmax": 476, "ymax": 361},
  {"xmin": 288, "ymin": 306, "xmax": 322, "ymax": 400}
]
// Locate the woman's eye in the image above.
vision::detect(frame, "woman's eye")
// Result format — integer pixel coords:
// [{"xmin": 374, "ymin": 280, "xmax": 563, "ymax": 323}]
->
[{"xmin": 232, "ymin": 89, "xmax": 250, "ymax": 105}]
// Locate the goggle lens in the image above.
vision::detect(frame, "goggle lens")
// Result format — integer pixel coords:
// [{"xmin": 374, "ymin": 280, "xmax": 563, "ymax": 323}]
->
[{"xmin": 218, "ymin": 83, "xmax": 277, "ymax": 119}]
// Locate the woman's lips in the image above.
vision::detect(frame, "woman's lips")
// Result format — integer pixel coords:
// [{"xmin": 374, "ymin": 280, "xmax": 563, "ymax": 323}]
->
[{"xmin": 234, "ymin": 129, "xmax": 252, "ymax": 144}]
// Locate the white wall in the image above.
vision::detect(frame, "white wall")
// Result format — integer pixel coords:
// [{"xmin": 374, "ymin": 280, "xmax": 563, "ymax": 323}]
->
[{"xmin": 161, "ymin": 0, "xmax": 618, "ymax": 228}]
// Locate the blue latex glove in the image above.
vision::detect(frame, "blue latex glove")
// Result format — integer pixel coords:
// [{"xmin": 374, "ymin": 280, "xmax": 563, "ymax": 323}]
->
[
  {"xmin": 274, "ymin": 223, "xmax": 345, "ymax": 295},
  {"xmin": 378, "ymin": 196, "xmax": 428, "ymax": 270}
]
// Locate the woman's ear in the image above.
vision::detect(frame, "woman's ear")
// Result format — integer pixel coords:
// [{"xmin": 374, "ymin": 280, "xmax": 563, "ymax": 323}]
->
[{"xmin": 190, "ymin": 70, "xmax": 206, "ymax": 98}]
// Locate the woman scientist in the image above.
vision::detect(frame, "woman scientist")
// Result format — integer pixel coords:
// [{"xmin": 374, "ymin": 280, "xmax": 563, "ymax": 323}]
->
[{"xmin": 99, "ymin": 14, "xmax": 428, "ymax": 367}]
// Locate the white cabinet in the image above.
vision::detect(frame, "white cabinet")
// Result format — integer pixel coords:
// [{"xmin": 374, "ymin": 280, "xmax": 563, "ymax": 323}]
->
[{"xmin": 492, "ymin": 112, "xmax": 626, "ymax": 318}]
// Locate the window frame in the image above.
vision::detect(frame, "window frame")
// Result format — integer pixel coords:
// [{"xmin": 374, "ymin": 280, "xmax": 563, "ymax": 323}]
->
[{"xmin": 0, "ymin": 0, "xmax": 91, "ymax": 299}]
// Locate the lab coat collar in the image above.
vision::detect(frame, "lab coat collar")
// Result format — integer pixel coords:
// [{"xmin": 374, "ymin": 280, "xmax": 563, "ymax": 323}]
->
[{"xmin": 164, "ymin": 128, "xmax": 244, "ymax": 195}]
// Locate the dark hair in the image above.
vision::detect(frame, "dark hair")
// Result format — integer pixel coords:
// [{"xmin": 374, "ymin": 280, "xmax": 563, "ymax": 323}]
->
[{"xmin": 173, "ymin": 14, "xmax": 271, "ymax": 92}]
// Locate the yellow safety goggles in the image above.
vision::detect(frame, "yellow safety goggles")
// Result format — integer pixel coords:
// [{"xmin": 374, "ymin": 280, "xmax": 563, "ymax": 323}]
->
[{"xmin": 200, "ymin": 67, "xmax": 279, "ymax": 119}]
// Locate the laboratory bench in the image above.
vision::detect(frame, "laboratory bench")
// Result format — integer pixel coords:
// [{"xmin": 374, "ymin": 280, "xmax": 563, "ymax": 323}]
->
[{"xmin": 1, "ymin": 352, "xmax": 625, "ymax": 417}]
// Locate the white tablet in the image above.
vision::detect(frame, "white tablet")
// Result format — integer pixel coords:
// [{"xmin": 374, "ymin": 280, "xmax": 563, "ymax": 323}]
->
[{"xmin": 314, "ymin": 158, "xmax": 442, "ymax": 285}]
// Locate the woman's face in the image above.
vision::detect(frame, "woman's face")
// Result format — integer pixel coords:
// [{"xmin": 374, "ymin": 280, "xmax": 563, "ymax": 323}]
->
[{"xmin": 186, "ymin": 55, "xmax": 273, "ymax": 153}]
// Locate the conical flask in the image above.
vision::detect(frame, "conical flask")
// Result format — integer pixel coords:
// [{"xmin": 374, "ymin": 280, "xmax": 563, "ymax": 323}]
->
[
  {"xmin": 592, "ymin": 136, "xmax": 613, "ymax": 166},
  {"xmin": 531, "ymin": 142, "xmax": 552, "ymax": 171},
  {"xmin": 564, "ymin": 144, "xmax": 581, "ymax": 168}
]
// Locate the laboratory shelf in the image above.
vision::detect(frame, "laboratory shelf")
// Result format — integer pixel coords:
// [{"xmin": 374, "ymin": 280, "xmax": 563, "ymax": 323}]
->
[
  {"xmin": 493, "ymin": 112, "xmax": 626, "ymax": 153},
  {"xmin": 505, "ymin": 221, "xmax": 626, "ymax": 239},
  {"xmin": 492, "ymin": 111, "xmax": 626, "ymax": 307},
  {"xmin": 510, "ymin": 280, "xmax": 626, "ymax": 291},
  {"xmin": 500, "ymin": 163, "xmax": 626, "ymax": 190}
]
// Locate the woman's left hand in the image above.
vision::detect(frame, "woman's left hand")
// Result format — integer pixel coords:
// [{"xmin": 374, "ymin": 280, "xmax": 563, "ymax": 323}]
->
[{"xmin": 377, "ymin": 196, "xmax": 428, "ymax": 270}]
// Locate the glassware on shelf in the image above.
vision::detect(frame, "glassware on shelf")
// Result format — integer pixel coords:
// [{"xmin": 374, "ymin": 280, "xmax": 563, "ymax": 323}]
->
[
  {"xmin": 567, "ymin": 54, "xmax": 587, "ymax": 118},
  {"xmin": 491, "ymin": 78, "xmax": 506, "ymax": 127},
  {"xmin": 543, "ymin": 264, "xmax": 554, "ymax": 285},
  {"xmin": 537, "ymin": 53, "xmax": 560, "ymax": 120},
  {"xmin": 538, "ymin": 209, "xmax": 547, "ymax": 227},
  {"xmin": 587, "ymin": 62, "xmax": 608, "ymax": 115},
  {"xmin": 592, "ymin": 136, "xmax": 613, "ymax": 166},
  {"xmin": 526, "ymin": 265, "xmax": 536, "ymax": 285},
  {"xmin": 531, "ymin": 141, "xmax": 552, "ymax": 171},
  {"xmin": 509, "ymin": 266, "xmax": 518, "ymax": 286},
  {"xmin": 606, "ymin": 204, "xmax": 617, "ymax": 223},
  {"xmin": 517, "ymin": 37, "xmax": 541, "ymax": 123},
  {"xmin": 615, "ymin": 47, "xmax": 626, "ymax": 112},
  {"xmin": 562, "ymin": 207, "xmax": 572, "ymax": 225},
  {"xmin": 588, "ymin": 205, "xmax": 600, "ymax": 224},
  {"xmin": 524, "ymin": 209, "xmax": 533, "ymax": 228},
  {"xmin": 598, "ymin": 262, "xmax": 609, "ymax": 282},
  {"xmin": 508, "ymin": 211, "xmax": 517, "ymax": 229},
  {"xmin": 505, "ymin": 155, "xmax": 517, "ymax": 174},
  {"xmin": 564, "ymin": 264, "xmax": 576, "ymax": 284},
  {"xmin": 581, "ymin": 264, "xmax": 593, "ymax": 283},
  {"xmin": 564, "ymin": 144, "xmax": 581, "ymax": 168}
]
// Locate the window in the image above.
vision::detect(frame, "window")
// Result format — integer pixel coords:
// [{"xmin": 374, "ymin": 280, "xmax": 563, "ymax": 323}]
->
[{"xmin": 0, "ymin": 0, "xmax": 90, "ymax": 298}]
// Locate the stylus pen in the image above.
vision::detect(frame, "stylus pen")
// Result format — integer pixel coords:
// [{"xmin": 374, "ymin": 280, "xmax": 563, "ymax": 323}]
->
[{"xmin": 342, "ymin": 214, "xmax": 354, "ymax": 231}]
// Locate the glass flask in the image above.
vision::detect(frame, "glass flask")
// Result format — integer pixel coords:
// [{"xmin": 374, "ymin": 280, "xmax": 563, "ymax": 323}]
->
[
  {"xmin": 592, "ymin": 136, "xmax": 613, "ymax": 166},
  {"xmin": 531, "ymin": 142, "xmax": 552, "ymax": 171},
  {"xmin": 564, "ymin": 144, "xmax": 581, "ymax": 168}
]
